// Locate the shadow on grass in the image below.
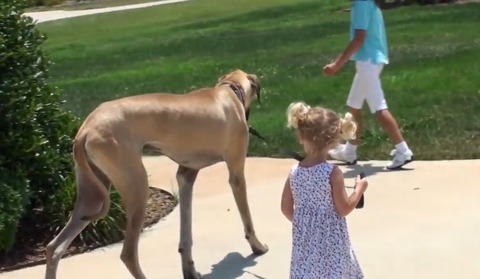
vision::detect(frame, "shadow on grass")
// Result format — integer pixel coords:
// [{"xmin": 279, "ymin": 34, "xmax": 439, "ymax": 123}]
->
[
  {"xmin": 48, "ymin": 1, "xmax": 480, "ymax": 90},
  {"xmin": 169, "ymin": 1, "xmax": 325, "ymax": 32},
  {"xmin": 202, "ymin": 252, "xmax": 266, "ymax": 279},
  {"xmin": 50, "ymin": 18, "xmax": 348, "ymax": 76},
  {"xmin": 169, "ymin": 0, "xmax": 479, "ymax": 34}
]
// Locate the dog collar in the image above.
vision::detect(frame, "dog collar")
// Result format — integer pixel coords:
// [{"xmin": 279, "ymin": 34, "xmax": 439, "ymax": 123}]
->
[
  {"xmin": 219, "ymin": 82, "xmax": 250, "ymax": 121},
  {"xmin": 220, "ymin": 82, "xmax": 246, "ymax": 108}
]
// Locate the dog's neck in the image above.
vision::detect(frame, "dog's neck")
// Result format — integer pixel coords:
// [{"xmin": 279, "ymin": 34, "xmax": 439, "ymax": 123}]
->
[{"xmin": 219, "ymin": 81, "xmax": 247, "ymax": 109}]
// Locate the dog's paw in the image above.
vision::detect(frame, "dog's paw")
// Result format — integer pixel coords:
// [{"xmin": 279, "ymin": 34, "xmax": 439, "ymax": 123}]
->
[
  {"xmin": 183, "ymin": 269, "xmax": 202, "ymax": 279},
  {"xmin": 252, "ymin": 243, "xmax": 269, "ymax": 255}
]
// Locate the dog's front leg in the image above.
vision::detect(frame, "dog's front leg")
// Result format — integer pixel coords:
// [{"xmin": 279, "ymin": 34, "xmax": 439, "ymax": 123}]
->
[
  {"xmin": 225, "ymin": 151, "xmax": 269, "ymax": 256},
  {"xmin": 176, "ymin": 166, "xmax": 201, "ymax": 279}
]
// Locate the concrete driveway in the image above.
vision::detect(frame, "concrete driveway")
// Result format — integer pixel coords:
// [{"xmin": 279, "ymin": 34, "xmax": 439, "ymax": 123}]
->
[{"xmin": 2, "ymin": 157, "xmax": 479, "ymax": 279}]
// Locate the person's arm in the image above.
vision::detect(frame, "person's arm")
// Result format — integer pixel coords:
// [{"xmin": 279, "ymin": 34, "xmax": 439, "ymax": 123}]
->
[
  {"xmin": 323, "ymin": 2, "xmax": 371, "ymax": 75},
  {"xmin": 330, "ymin": 166, "xmax": 365, "ymax": 217},
  {"xmin": 281, "ymin": 176, "xmax": 294, "ymax": 222},
  {"xmin": 325, "ymin": 29, "xmax": 366, "ymax": 74}
]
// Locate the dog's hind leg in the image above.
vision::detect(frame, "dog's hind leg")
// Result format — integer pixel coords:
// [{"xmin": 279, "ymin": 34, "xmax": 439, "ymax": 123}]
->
[
  {"xmin": 224, "ymin": 141, "xmax": 268, "ymax": 256},
  {"xmin": 107, "ymin": 154, "xmax": 149, "ymax": 279},
  {"xmin": 82, "ymin": 137, "xmax": 148, "ymax": 279},
  {"xmin": 45, "ymin": 166, "xmax": 109, "ymax": 279},
  {"xmin": 176, "ymin": 165, "xmax": 201, "ymax": 279}
]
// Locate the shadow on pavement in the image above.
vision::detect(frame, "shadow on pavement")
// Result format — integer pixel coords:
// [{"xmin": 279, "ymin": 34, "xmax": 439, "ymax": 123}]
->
[
  {"xmin": 202, "ymin": 252, "xmax": 267, "ymax": 279},
  {"xmin": 334, "ymin": 162, "xmax": 415, "ymax": 180}
]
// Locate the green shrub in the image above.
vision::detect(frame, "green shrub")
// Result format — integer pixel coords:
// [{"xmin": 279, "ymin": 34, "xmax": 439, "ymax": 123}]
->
[
  {"xmin": 0, "ymin": 171, "xmax": 30, "ymax": 251},
  {"xmin": 0, "ymin": 0, "xmax": 127, "ymax": 253}
]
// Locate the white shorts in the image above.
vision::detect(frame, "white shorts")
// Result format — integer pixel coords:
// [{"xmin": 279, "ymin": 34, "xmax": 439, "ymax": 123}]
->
[{"xmin": 347, "ymin": 60, "xmax": 388, "ymax": 114}]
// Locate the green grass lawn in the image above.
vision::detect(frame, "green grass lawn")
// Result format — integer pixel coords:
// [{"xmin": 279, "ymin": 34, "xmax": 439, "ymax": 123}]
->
[{"xmin": 36, "ymin": 0, "xmax": 480, "ymax": 160}]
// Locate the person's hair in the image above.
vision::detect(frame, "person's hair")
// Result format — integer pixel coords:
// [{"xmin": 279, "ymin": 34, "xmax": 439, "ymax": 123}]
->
[{"xmin": 286, "ymin": 101, "xmax": 357, "ymax": 153}]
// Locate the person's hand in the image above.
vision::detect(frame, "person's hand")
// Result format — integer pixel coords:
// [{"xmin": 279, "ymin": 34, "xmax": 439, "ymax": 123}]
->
[
  {"xmin": 355, "ymin": 175, "xmax": 368, "ymax": 194},
  {"xmin": 323, "ymin": 60, "xmax": 341, "ymax": 76}
]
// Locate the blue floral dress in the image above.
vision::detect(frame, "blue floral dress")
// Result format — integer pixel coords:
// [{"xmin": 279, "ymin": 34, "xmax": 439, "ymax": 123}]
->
[{"xmin": 289, "ymin": 162, "xmax": 364, "ymax": 279}]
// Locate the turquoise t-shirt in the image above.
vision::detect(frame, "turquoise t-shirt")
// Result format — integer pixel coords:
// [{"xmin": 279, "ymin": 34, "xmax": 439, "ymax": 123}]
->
[{"xmin": 350, "ymin": 0, "xmax": 389, "ymax": 64}]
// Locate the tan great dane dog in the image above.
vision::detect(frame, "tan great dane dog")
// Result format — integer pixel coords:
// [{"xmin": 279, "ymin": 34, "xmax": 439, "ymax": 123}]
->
[{"xmin": 44, "ymin": 69, "xmax": 268, "ymax": 279}]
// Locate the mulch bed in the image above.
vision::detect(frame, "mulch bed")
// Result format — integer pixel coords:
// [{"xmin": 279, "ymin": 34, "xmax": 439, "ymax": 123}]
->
[{"xmin": 0, "ymin": 187, "xmax": 177, "ymax": 273}]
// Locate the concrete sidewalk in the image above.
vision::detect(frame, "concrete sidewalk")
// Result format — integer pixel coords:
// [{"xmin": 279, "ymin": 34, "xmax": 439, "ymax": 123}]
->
[
  {"xmin": 24, "ymin": 0, "xmax": 190, "ymax": 23},
  {"xmin": 2, "ymin": 157, "xmax": 479, "ymax": 279}
]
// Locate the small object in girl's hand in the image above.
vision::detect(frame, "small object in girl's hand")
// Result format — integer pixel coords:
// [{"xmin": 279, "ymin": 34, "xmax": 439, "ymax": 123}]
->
[{"xmin": 355, "ymin": 172, "xmax": 366, "ymax": 209}]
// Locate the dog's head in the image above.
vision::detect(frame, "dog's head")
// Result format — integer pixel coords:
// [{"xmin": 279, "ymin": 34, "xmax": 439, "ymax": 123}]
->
[{"xmin": 216, "ymin": 69, "xmax": 261, "ymax": 109}]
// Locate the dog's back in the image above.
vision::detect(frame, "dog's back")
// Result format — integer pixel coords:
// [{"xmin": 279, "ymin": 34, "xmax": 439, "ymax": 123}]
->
[{"xmin": 75, "ymin": 86, "xmax": 247, "ymax": 169}]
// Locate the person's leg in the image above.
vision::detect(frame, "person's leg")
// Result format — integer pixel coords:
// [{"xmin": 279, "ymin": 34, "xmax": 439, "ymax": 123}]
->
[
  {"xmin": 375, "ymin": 109, "xmax": 404, "ymax": 145},
  {"xmin": 339, "ymin": 107, "xmax": 363, "ymax": 157},
  {"xmin": 348, "ymin": 107, "xmax": 364, "ymax": 146},
  {"xmin": 366, "ymin": 62, "xmax": 413, "ymax": 169},
  {"xmin": 328, "ymin": 62, "xmax": 366, "ymax": 165}
]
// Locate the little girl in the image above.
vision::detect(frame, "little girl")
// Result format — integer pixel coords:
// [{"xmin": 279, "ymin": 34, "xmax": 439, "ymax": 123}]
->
[{"xmin": 281, "ymin": 101, "xmax": 368, "ymax": 279}]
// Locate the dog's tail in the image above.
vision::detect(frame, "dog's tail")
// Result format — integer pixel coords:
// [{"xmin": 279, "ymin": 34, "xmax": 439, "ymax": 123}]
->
[{"xmin": 74, "ymin": 135, "xmax": 111, "ymax": 222}]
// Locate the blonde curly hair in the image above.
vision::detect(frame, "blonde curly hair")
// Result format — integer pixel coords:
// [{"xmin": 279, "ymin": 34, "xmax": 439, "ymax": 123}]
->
[{"xmin": 286, "ymin": 101, "xmax": 357, "ymax": 152}]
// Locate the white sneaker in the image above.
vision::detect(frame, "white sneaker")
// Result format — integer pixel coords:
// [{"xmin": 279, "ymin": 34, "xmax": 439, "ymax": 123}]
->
[
  {"xmin": 386, "ymin": 148, "xmax": 414, "ymax": 170},
  {"xmin": 328, "ymin": 144, "xmax": 357, "ymax": 165}
]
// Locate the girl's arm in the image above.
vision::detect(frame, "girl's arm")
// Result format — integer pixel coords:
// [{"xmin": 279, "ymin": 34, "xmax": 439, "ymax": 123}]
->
[
  {"xmin": 330, "ymin": 166, "xmax": 364, "ymax": 217},
  {"xmin": 281, "ymin": 176, "xmax": 294, "ymax": 222}
]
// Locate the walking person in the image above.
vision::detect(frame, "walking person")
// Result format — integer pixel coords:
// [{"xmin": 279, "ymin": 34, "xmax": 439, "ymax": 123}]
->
[
  {"xmin": 281, "ymin": 101, "xmax": 368, "ymax": 279},
  {"xmin": 323, "ymin": 0, "xmax": 413, "ymax": 169}
]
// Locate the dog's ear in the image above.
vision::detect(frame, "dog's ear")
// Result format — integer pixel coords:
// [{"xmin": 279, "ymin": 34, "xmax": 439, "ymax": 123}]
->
[
  {"xmin": 218, "ymin": 74, "xmax": 227, "ymax": 82},
  {"xmin": 247, "ymin": 74, "xmax": 261, "ymax": 104}
]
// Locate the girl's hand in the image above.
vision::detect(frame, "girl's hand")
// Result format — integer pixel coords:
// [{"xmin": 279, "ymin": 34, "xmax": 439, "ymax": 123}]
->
[
  {"xmin": 323, "ymin": 61, "xmax": 340, "ymax": 76},
  {"xmin": 355, "ymin": 175, "xmax": 368, "ymax": 194}
]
